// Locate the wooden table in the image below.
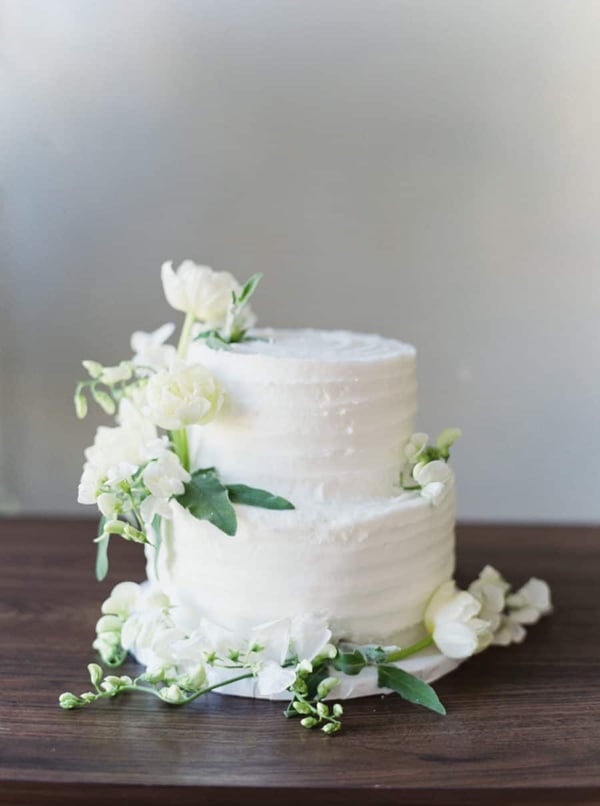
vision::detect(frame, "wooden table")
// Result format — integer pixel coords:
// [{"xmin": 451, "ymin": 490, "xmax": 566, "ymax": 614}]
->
[{"xmin": 1, "ymin": 518, "xmax": 599, "ymax": 805}]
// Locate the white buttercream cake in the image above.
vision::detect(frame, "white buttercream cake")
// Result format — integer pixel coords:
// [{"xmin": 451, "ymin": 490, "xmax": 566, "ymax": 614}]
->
[{"xmin": 147, "ymin": 328, "xmax": 456, "ymax": 648}]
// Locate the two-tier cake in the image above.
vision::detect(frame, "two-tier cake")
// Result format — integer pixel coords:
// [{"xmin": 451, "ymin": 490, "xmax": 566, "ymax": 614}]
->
[{"xmin": 61, "ymin": 262, "xmax": 551, "ymax": 732}]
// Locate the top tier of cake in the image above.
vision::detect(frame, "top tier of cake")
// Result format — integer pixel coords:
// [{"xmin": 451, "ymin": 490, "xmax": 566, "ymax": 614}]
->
[{"xmin": 187, "ymin": 329, "xmax": 417, "ymax": 502}]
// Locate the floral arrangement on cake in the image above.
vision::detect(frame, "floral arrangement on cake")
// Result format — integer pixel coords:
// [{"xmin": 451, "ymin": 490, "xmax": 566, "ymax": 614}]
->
[{"xmin": 60, "ymin": 261, "xmax": 552, "ymax": 734}]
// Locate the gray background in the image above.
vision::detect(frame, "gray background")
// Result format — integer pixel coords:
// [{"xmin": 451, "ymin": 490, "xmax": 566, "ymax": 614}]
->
[{"xmin": 2, "ymin": 0, "xmax": 599, "ymax": 521}]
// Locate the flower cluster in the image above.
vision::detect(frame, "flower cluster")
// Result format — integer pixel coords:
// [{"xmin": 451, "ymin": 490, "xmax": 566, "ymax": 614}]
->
[
  {"xmin": 424, "ymin": 566, "xmax": 552, "ymax": 659},
  {"xmin": 400, "ymin": 428, "xmax": 461, "ymax": 505},
  {"xmin": 60, "ymin": 566, "xmax": 551, "ymax": 733},
  {"xmin": 74, "ymin": 261, "xmax": 274, "ymax": 577}
]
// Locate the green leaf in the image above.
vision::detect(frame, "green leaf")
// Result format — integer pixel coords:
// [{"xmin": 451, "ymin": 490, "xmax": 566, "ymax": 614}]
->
[
  {"xmin": 304, "ymin": 664, "xmax": 331, "ymax": 699},
  {"xmin": 377, "ymin": 664, "xmax": 446, "ymax": 715},
  {"xmin": 363, "ymin": 646, "xmax": 388, "ymax": 664},
  {"xmin": 332, "ymin": 649, "xmax": 367, "ymax": 676},
  {"xmin": 226, "ymin": 484, "xmax": 295, "ymax": 511},
  {"xmin": 95, "ymin": 517, "xmax": 109, "ymax": 581},
  {"xmin": 176, "ymin": 468, "xmax": 237, "ymax": 536},
  {"xmin": 238, "ymin": 273, "xmax": 263, "ymax": 306}
]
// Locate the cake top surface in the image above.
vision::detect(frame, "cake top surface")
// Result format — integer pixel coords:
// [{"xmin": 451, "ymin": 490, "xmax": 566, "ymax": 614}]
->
[{"xmin": 199, "ymin": 328, "xmax": 416, "ymax": 364}]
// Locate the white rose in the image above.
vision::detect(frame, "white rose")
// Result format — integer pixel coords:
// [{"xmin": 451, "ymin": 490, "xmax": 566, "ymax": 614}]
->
[
  {"xmin": 424, "ymin": 580, "xmax": 493, "ymax": 659},
  {"xmin": 161, "ymin": 260, "xmax": 241, "ymax": 322},
  {"xmin": 145, "ymin": 360, "xmax": 223, "ymax": 431}
]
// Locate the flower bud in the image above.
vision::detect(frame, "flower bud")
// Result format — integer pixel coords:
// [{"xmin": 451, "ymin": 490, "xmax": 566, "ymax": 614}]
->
[
  {"xmin": 332, "ymin": 703, "xmax": 344, "ymax": 717},
  {"xmin": 322, "ymin": 722, "xmax": 341, "ymax": 735},
  {"xmin": 292, "ymin": 701, "xmax": 312, "ymax": 715},
  {"xmin": 101, "ymin": 675, "xmax": 122, "ymax": 692},
  {"xmin": 82, "ymin": 360, "xmax": 104, "ymax": 379},
  {"xmin": 59, "ymin": 692, "xmax": 80, "ymax": 709},
  {"xmin": 316, "ymin": 702, "xmax": 329, "ymax": 718},
  {"xmin": 297, "ymin": 659, "xmax": 313, "ymax": 676},
  {"xmin": 316, "ymin": 676, "xmax": 339, "ymax": 700},
  {"xmin": 95, "ymin": 615, "xmax": 122, "ymax": 634},
  {"xmin": 87, "ymin": 663, "xmax": 103, "ymax": 688},
  {"xmin": 159, "ymin": 684, "xmax": 186, "ymax": 704},
  {"xmin": 79, "ymin": 691, "xmax": 97, "ymax": 703},
  {"xmin": 300, "ymin": 716, "xmax": 318, "ymax": 729},
  {"xmin": 91, "ymin": 388, "xmax": 116, "ymax": 415},
  {"xmin": 74, "ymin": 392, "xmax": 88, "ymax": 419}
]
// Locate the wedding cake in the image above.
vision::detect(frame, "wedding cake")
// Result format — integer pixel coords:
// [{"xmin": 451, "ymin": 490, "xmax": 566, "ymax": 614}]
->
[
  {"xmin": 154, "ymin": 329, "xmax": 455, "ymax": 648},
  {"xmin": 61, "ymin": 262, "xmax": 551, "ymax": 733}
]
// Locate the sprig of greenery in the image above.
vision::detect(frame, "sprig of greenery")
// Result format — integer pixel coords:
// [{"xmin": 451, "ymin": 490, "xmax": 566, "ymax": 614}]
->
[
  {"xmin": 193, "ymin": 273, "xmax": 263, "ymax": 348},
  {"xmin": 74, "ymin": 361, "xmax": 151, "ymax": 419},
  {"xmin": 176, "ymin": 467, "xmax": 294, "ymax": 537},
  {"xmin": 284, "ymin": 661, "xmax": 344, "ymax": 734}
]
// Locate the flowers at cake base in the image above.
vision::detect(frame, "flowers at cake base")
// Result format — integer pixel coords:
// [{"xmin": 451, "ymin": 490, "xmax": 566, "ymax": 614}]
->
[{"xmin": 60, "ymin": 565, "xmax": 551, "ymax": 735}]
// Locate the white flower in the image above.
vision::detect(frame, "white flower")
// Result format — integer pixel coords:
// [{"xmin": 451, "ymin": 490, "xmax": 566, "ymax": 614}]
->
[
  {"xmin": 492, "ymin": 615, "xmax": 527, "ymax": 646},
  {"xmin": 142, "ymin": 452, "xmax": 190, "ymax": 498},
  {"xmin": 413, "ymin": 460, "xmax": 452, "ymax": 506},
  {"xmin": 97, "ymin": 491, "xmax": 119, "ymax": 518},
  {"xmin": 256, "ymin": 660, "xmax": 296, "ymax": 696},
  {"xmin": 101, "ymin": 581, "xmax": 141, "ymax": 619},
  {"xmin": 161, "ymin": 260, "xmax": 241, "ymax": 322},
  {"xmin": 424, "ymin": 580, "xmax": 493, "ymax": 659},
  {"xmin": 468, "ymin": 565, "xmax": 510, "ymax": 632},
  {"xmin": 78, "ymin": 402, "xmax": 159, "ymax": 505},
  {"xmin": 506, "ymin": 578, "xmax": 552, "ymax": 625},
  {"xmin": 404, "ymin": 432, "xmax": 429, "ymax": 464},
  {"xmin": 144, "ymin": 359, "xmax": 223, "ymax": 430},
  {"xmin": 131, "ymin": 323, "xmax": 177, "ymax": 373},
  {"xmin": 289, "ymin": 613, "xmax": 332, "ymax": 663},
  {"xmin": 100, "ymin": 362, "xmax": 133, "ymax": 385},
  {"xmin": 436, "ymin": 427, "xmax": 462, "ymax": 453}
]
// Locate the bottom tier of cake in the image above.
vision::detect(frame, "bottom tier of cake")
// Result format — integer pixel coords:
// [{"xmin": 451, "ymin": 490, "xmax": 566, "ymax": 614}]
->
[{"xmin": 145, "ymin": 484, "xmax": 456, "ymax": 647}]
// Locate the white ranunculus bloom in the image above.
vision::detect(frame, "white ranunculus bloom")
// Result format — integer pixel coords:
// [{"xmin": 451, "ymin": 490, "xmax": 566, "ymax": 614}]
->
[
  {"xmin": 468, "ymin": 565, "xmax": 510, "ymax": 633},
  {"xmin": 131, "ymin": 323, "xmax": 177, "ymax": 373},
  {"xmin": 413, "ymin": 460, "xmax": 453, "ymax": 506},
  {"xmin": 425, "ymin": 580, "xmax": 493, "ymax": 659},
  {"xmin": 506, "ymin": 578, "xmax": 552, "ymax": 625},
  {"xmin": 161, "ymin": 260, "xmax": 242, "ymax": 322},
  {"xmin": 144, "ymin": 360, "xmax": 223, "ymax": 431},
  {"xmin": 404, "ymin": 432, "xmax": 429, "ymax": 464}
]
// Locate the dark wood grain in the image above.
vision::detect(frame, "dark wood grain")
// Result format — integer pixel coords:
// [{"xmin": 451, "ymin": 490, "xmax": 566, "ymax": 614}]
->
[{"xmin": 1, "ymin": 518, "xmax": 599, "ymax": 805}]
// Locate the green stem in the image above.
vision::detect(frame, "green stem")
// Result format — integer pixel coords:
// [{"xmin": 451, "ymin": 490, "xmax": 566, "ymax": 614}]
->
[
  {"xmin": 178, "ymin": 671, "xmax": 254, "ymax": 704},
  {"xmin": 173, "ymin": 312, "xmax": 196, "ymax": 472},
  {"xmin": 177, "ymin": 311, "xmax": 196, "ymax": 358},
  {"xmin": 385, "ymin": 635, "xmax": 434, "ymax": 662}
]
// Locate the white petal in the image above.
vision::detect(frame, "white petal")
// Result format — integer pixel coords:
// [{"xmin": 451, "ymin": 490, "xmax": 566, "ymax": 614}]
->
[
  {"xmin": 256, "ymin": 660, "xmax": 297, "ymax": 695},
  {"xmin": 433, "ymin": 621, "xmax": 479, "ymax": 659}
]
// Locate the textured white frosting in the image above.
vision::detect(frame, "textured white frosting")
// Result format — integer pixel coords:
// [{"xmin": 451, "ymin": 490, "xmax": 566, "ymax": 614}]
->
[
  {"xmin": 145, "ymin": 327, "xmax": 456, "ymax": 654},
  {"xmin": 186, "ymin": 329, "xmax": 417, "ymax": 502},
  {"xmin": 149, "ymin": 485, "xmax": 455, "ymax": 646}
]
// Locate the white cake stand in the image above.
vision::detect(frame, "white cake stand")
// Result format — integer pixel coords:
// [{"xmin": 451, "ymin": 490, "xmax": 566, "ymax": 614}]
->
[{"xmin": 216, "ymin": 645, "xmax": 461, "ymax": 701}]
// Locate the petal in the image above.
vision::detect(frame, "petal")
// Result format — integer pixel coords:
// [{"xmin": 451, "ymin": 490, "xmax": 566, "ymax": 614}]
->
[
  {"xmin": 257, "ymin": 660, "xmax": 297, "ymax": 695},
  {"xmin": 433, "ymin": 621, "xmax": 479, "ymax": 659}
]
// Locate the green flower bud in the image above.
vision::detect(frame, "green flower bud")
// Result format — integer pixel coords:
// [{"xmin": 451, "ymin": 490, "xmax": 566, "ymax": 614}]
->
[
  {"xmin": 435, "ymin": 427, "xmax": 462, "ymax": 457},
  {"xmin": 87, "ymin": 663, "xmax": 103, "ymax": 688},
  {"xmin": 103, "ymin": 520, "xmax": 126, "ymax": 537},
  {"xmin": 123, "ymin": 524, "xmax": 147, "ymax": 544},
  {"xmin": 297, "ymin": 659, "xmax": 313, "ymax": 676},
  {"xmin": 159, "ymin": 684, "xmax": 186, "ymax": 704},
  {"xmin": 316, "ymin": 702, "xmax": 329, "ymax": 718},
  {"xmin": 177, "ymin": 665, "xmax": 207, "ymax": 691},
  {"xmin": 292, "ymin": 701, "xmax": 312, "ymax": 715},
  {"xmin": 74, "ymin": 392, "xmax": 88, "ymax": 419},
  {"xmin": 316, "ymin": 676, "xmax": 339, "ymax": 700},
  {"xmin": 300, "ymin": 717, "xmax": 318, "ymax": 729},
  {"xmin": 91, "ymin": 388, "xmax": 116, "ymax": 415},
  {"xmin": 101, "ymin": 675, "xmax": 122, "ymax": 693},
  {"xmin": 82, "ymin": 360, "xmax": 104, "ymax": 379},
  {"xmin": 59, "ymin": 692, "xmax": 80, "ymax": 709},
  {"xmin": 119, "ymin": 675, "xmax": 133, "ymax": 686},
  {"xmin": 322, "ymin": 722, "xmax": 341, "ymax": 735},
  {"xmin": 79, "ymin": 691, "xmax": 97, "ymax": 703},
  {"xmin": 332, "ymin": 703, "xmax": 344, "ymax": 717}
]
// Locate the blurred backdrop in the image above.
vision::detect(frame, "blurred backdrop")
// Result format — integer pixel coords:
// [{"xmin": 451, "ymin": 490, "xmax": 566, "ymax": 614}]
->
[{"xmin": 2, "ymin": 0, "xmax": 599, "ymax": 521}]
